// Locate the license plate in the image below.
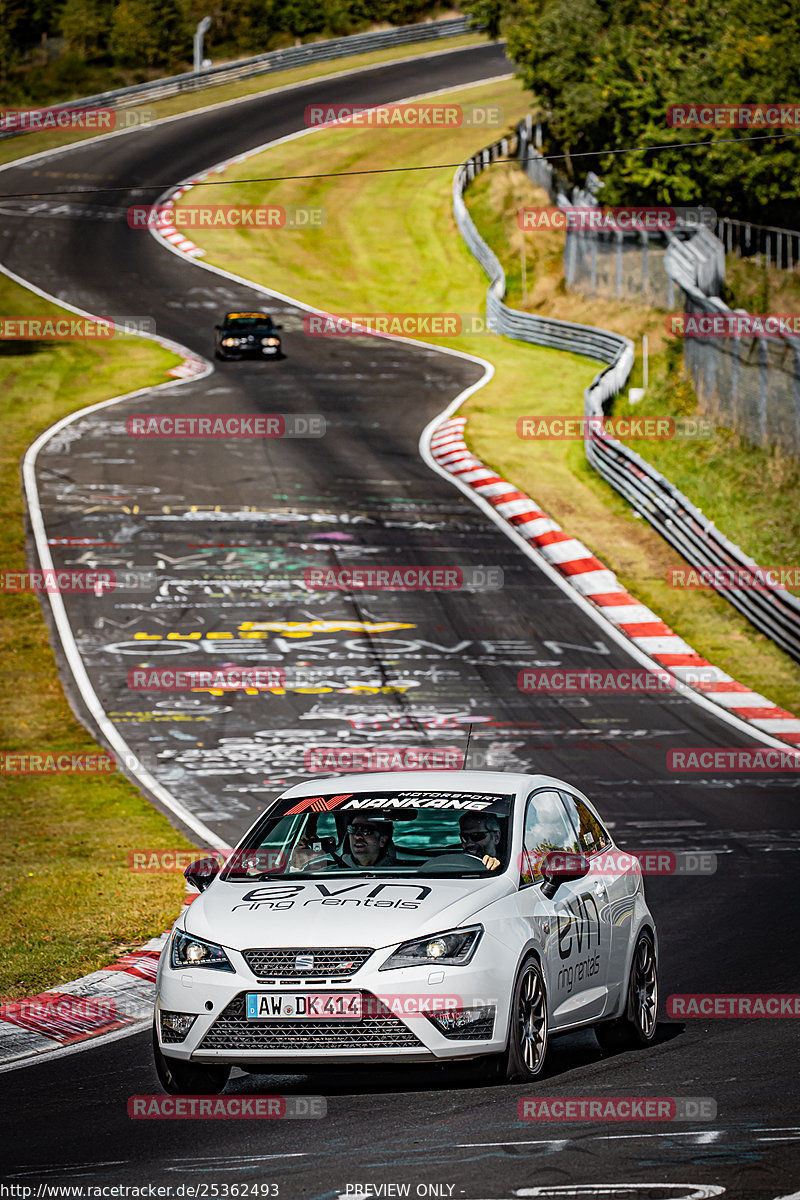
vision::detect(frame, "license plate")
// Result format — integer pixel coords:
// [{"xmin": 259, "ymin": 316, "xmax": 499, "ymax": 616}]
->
[{"xmin": 245, "ymin": 992, "xmax": 362, "ymax": 1020}]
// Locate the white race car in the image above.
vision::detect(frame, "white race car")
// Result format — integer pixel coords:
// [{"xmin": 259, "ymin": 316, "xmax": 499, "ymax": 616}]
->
[{"xmin": 153, "ymin": 771, "xmax": 658, "ymax": 1093}]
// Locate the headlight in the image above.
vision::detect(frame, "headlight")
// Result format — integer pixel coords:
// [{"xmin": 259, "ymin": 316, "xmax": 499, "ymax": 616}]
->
[
  {"xmin": 171, "ymin": 930, "xmax": 234, "ymax": 972},
  {"xmin": 262, "ymin": 337, "xmax": 280, "ymax": 346},
  {"xmin": 221, "ymin": 337, "xmax": 236, "ymax": 347},
  {"xmin": 379, "ymin": 926, "xmax": 483, "ymax": 971}
]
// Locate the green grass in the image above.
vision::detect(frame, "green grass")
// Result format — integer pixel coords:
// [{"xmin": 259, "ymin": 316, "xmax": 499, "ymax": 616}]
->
[
  {"xmin": 0, "ymin": 32, "xmax": 484, "ymax": 169},
  {"xmin": 173, "ymin": 83, "xmax": 800, "ymax": 716},
  {"xmin": 0, "ymin": 276, "xmax": 200, "ymax": 999}
]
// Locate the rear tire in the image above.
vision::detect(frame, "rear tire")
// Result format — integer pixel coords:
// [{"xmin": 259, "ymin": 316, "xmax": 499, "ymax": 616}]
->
[
  {"xmin": 152, "ymin": 1023, "xmax": 230, "ymax": 1095},
  {"xmin": 495, "ymin": 955, "xmax": 549, "ymax": 1082},
  {"xmin": 595, "ymin": 930, "xmax": 658, "ymax": 1052}
]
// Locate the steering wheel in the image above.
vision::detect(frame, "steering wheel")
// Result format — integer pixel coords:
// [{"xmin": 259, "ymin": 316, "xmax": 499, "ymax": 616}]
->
[
  {"xmin": 295, "ymin": 845, "xmax": 347, "ymax": 871},
  {"xmin": 418, "ymin": 851, "xmax": 488, "ymax": 869}
]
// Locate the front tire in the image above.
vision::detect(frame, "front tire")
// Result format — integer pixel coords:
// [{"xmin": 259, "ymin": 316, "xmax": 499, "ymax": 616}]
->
[
  {"xmin": 595, "ymin": 930, "xmax": 658, "ymax": 1052},
  {"xmin": 497, "ymin": 955, "xmax": 549, "ymax": 1081},
  {"xmin": 152, "ymin": 1023, "xmax": 230, "ymax": 1095}
]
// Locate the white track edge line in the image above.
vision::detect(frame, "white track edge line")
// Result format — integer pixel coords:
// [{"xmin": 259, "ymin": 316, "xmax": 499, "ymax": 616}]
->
[{"xmin": 1, "ymin": 257, "xmax": 229, "ymax": 848}]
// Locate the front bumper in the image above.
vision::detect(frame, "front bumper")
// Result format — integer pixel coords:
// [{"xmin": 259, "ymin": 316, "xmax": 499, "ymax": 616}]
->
[
  {"xmin": 217, "ymin": 344, "xmax": 280, "ymax": 358},
  {"xmin": 155, "ymin": 945, "xmax": 507, "ymax": 1066}
]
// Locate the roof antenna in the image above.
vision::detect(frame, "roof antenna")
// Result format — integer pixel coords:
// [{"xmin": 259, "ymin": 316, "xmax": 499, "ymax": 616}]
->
[{"xmin": 463, "ymin": 722, "xmax": 473, "ymax": 770}]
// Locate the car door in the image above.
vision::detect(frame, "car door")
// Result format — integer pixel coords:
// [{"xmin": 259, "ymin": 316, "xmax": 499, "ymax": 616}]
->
[
  {"xmin": 518, "ymin": 788, "xmax": 611, "ymax": 1027},
  {"xmin": 559, "ymin": 788, "xmax": 633, "ymax": 1003}
]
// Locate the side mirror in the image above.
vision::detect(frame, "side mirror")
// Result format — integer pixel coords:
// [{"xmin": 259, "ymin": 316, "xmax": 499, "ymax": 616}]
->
[
  {"xmin": 214, "ymin": 324, "xmax": 221, "ymax": 330},
  {"xmin": 274, "ymin": 324, "xmax": 283, "ymax": 330},
  {"xmin": 540, "ymin": 849, "xmax": 590, "ymax": 899},
  {"xmin": 184, "ymin": 856, "xmax": 221, "ymax": 892}
]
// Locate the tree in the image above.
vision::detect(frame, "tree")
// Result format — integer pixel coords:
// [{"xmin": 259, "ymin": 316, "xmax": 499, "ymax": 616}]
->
[
  {"xmin": 481, "ymin": 0, "xmax": 800, "ymax": 225},
  {"xmin": 109, "ymin": 0, "xmax": 190, "ymax": 68},
  {"xmin": 59, "ymin": 0, "xmax": 112, "ymax": 60}
]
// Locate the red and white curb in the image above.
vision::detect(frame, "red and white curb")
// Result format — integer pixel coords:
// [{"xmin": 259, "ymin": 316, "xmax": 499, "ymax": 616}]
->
[
  {"xmin": 430, "ymin": 416, "xmax": 800, "ymax": 746},
  {"xmin": 0, "ymin": 891, "xmax": 199, "ymax": 1068},
  {"xmin": 167, "ymin": 350, "xmax": 207, "ymax": 378},
  {"xmin": 153, "ymin": 158, "xmax": 255, "ymax": 259},
  {"xmin": 154, "ymin": 183, "xmax": 207, "ymax": 259}
]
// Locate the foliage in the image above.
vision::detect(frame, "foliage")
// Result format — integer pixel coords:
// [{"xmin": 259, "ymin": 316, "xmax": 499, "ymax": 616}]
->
[
  {"xmin": 467, "ymin": 0, "xmax": 800, "ymax": 225},
  {"xmin": 1, "ymin": 0, "xmax": 451, "ymax": 100}
]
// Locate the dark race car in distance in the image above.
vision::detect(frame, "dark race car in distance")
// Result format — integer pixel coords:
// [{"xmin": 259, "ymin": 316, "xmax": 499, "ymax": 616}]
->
[{"xmin": 215, "ymin": 311, "xmax": 283, "ymax": 360}]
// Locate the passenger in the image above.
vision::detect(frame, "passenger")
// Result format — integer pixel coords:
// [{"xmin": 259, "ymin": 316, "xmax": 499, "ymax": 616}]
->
[{"xmin": 341, "ymin": 815, "xmax": 397, "ymax": 868}]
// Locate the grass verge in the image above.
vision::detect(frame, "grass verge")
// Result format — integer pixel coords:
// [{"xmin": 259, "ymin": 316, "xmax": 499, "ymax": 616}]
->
[
  {"xmin": 174, "ymin": 80, "xmax": 800, "ymax": 715},
  {"xmin": 0, "ymin": 275, "xmax": 197, "ymax": 1000}
]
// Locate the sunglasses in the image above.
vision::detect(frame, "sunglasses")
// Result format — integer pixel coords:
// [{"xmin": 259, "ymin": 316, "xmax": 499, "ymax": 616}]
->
[
  {"xmin": 462, "ymin": 829, "xmax": 492, "ymax": 841},
  {"xmin": 349, "ymin": 823, "xmax": 383, "ymax": 837}
]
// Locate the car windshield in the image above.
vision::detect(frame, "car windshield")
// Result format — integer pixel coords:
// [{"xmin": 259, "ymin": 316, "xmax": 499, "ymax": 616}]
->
[
  {"xmin": 222, "ymin": 790, "xmax": 515, "ymax": 880},
  {"xmin": 223, "ymin": 314, "xmax": 274, "ymax": 332}
]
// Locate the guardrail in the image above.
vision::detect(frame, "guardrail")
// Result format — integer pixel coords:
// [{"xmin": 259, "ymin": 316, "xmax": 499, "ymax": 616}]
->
[
  {"xmin": 453, "ymin": 133, "xmax": 800, "ymax": 664},
  {"xmin": 453, "ymin": 138, "xmax": 634, "ymax": 392},
  {"xmin": 0, "ymin": 17, "xmax": 471, "ymax": 139}
]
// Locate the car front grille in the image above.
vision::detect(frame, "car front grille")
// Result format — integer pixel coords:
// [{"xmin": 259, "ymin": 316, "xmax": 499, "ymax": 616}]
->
[
  {"xmin": 198, "ymin": 992, "xmax": 425, "ymax": 1051},
  {"xmin": 242, "ymin": 947, "xmax": 374, "ymax": 980}
]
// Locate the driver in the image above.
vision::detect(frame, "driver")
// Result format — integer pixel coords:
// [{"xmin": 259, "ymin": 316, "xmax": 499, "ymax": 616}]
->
[
  {"xmin": 460, "ymin": 813, "xmax": 502, "ymax": 871},
  {"xmin": 341, "ymin": 815, "xmax": 397, "ymax": 868}
]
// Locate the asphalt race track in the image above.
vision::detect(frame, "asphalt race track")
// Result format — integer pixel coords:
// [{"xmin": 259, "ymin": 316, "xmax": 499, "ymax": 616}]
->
[{"xmin": 0, "ymin": 42, "xmax": 799, "ymax": 1199}]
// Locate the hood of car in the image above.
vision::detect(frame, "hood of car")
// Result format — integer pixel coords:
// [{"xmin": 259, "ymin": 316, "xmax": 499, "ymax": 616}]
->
[{"xmin": 183, "ymin": 874, "xmax": 514, "ymax": 951}]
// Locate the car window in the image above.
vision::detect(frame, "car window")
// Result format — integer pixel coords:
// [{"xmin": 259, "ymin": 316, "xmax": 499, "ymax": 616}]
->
[
  {"xmin": 559, "ymin": 791, "xmax": 612, "ymax": 854},
  {"xmin": 521, "ymin": 789, "xmax": 580, "ymax": 884},
  {"xmin": 222, "ymin": 791, "xmax": 515, "ymax": 879},
  {"xmin": 223, "ymin": 315, "xmax": 274, "ymax": 331}
]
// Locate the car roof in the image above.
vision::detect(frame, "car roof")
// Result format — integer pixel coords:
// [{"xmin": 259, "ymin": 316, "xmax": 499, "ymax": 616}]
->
[
  {"xmin": 276, "ymin": 769, "xmax": 574, "ymax": 799},
  {"xmin": 223, "ymin": 310, "xmax": 270, "ymax": 320}
]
